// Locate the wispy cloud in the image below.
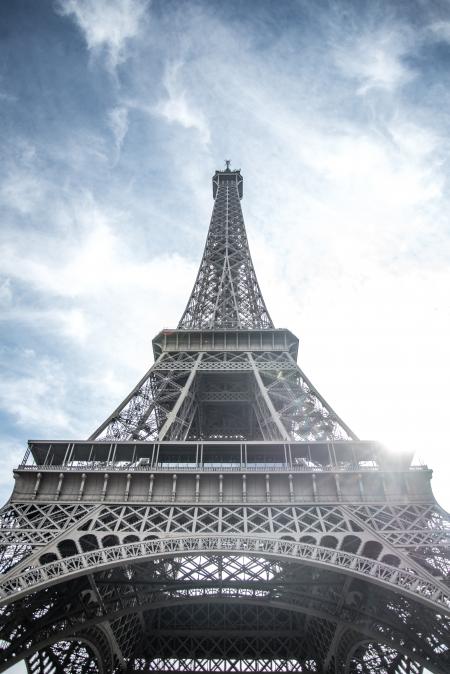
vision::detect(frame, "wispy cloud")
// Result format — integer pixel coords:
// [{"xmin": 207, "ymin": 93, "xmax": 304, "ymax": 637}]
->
[
  {"xmin": 56, "ymin": 0, "xmax": 150, "ymax": 70},
  {"xmin": 0, "ymin": 348, "xmax": 71, "ymax": 431},
  {"xmin": 0, "ymin": 183, "xmax": 197, "ymax": 438},
  {"xmin": 0, "ymin": 279, "xmax": 12, "ymax": 307},
  {"xmin": 108, "ymin": 105, "xmax": 129, "ymax": 160},
  {"xmin": 334, "ymin": 29, "xmax": 416, "ymax": 94},
  {"xmin": 0, "ymin": 169, "xmax": 47, "ymax": 215},
  {"xmin": 428, "ymin": 20, "xmax": 450, "ymax": 42},
  {"xmin": 155, "ymin": 61, "xmax": 211, "ymax": 146}
]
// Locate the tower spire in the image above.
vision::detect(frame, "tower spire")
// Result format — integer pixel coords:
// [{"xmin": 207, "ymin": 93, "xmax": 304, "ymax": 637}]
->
[{"xmin": 178, "ymin": 167, "xmax": 273, "ymax": 329}]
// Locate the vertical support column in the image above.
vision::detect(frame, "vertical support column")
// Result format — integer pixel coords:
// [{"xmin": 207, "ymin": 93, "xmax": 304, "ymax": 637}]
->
[
  {"xmin": 125, "ymin": 473, "xmax": 132, "ymax": 502},
  {"xmin": 78, "ymin": 473, "xmax": 87, "ymax": 501},
  {"xmin": 219, "ymin": 474, "xmax": 223, "ymax": 503},
  {"xmin": 101, "ymin": 473, "xmax": 109, "ymax": 502},
  {"xmin": 55, "ymin": 473, "xmax": 64, "ymax": 500},
  {"xmin": 242, "ymin": 474, "xmax": 247, "ymax": 503},
  {"xmin": 195, "ymin": 474, "xmax": 200, "ymax": 503},
  {"xmin": 312, "ymin": 473, "xmax": 318, "ymax": 502},
  {"xmin": 148, "ymin": 474, "xmax": 154, "ymax": 502},
  {"xmin": 171, "ymin": 474, "xmax": 177, "ymax": 502},
  {"xmin": 150, "ymin": 444, "xmax": 156, "ymax": 468},
  {"xmin": 32, "ymin": 472, "xmax": 42, "ymax": 500},
  {"xmin": 288, "ymin": 474, "xmax": 294, "ymax": 503},
  {"xmin": 265, "ymin": 474, "xmax": 271, "ymax": 503},
  {"xmin": 287, "ymin": 444, "xmax": 293, "ymax": 469},
  {"xmin": 334, "ymin": 474, "xmax": 342, "ymax": 502}
]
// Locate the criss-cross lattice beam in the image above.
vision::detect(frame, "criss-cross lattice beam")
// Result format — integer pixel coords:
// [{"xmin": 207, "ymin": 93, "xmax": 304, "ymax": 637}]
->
[
  {"xmin": 178, "ymin": 170, "xmax": 272, "ymax": 330},
  {"xmin": 89, "ymin": 350, "xmax": 356, "ymax": 442},
  {"xmin": 89, "ymin": 353, "xmax": 201, "ymax": 441},
  {"xmin": 2, "ymin": 569, "xmax": 446, "ymax": 673}
]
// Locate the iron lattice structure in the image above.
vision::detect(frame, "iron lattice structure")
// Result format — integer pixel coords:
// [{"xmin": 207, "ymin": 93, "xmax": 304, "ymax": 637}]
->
[{"xmin": 0, "ymin": 166, "xmax": 449, "ymax": 673}]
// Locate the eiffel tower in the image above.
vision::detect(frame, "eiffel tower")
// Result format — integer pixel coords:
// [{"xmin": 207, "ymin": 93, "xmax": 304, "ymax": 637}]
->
[{"xmin": 0, "ymin": 164, "xmax": 449, "ymax": 673}]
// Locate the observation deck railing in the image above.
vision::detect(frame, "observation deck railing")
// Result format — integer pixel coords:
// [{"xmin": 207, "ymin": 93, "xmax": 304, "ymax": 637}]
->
[{"xmin": 16, "ymin": 462, "xmax": 428, "ymax": 474}]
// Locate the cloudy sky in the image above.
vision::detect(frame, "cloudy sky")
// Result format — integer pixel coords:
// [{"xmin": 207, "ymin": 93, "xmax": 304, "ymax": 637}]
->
[{"xmin": 1, "ymin": 0, "xmax": 450, "ymax": 543}]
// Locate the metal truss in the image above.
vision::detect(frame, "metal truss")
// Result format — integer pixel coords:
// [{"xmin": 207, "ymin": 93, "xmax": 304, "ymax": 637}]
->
[
  {"xmin": 0, "ymin": 502, "xmax": 96, "ymax": 573},
  {"xmin": 1, "ymin": 497, "xmax": 447, "ymax": 671},
  {"xmin": 26, "ymin": 633, "xmax": 109, "ymax": 674},
  {"xmin": 1, "ymin": 500, "xmax": 448, "ymax": 594},
  {"xmin": 88, "ymin": 353, "xmax": 201, "ymax": 441},
  {"xmin": 346, "ymin": 641, "xmax": 422, "ymax": 674},
  {"xmin": 0, "ymin": 499, "xmax": 437, "ymax": 547},
  {"xmin": 0, "ymin": 550, "xmax": 448, "ymax": 673},
  {"xmin": 178, "ymin": 169, "xmax": 272, "ymax": 330},
  {"xmin": 90, "ymin": 351, "xmax": 355, "ymax": 442},
  {"xmin": 2, "ymin": 166, "xmax": 449, "ymax": 672}
]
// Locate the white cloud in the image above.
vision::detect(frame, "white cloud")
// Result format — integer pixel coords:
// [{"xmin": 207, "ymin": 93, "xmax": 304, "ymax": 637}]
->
[
  {"xmin": 0, "ymin": 306, "xmax": 90, "ymax": 345},
  {"xmin": 155, "ymin": 62, "xmax": 211, "ymax": 145},
  {"xmin": 334, "ymin": 30, "xmax": 415, "ymax": 94},
  {"xmin": 428, "ymin": 20, "xmax": 450, "ymax": 43},
  {"xmin": 56, "ymin": 0, "xmax": 150, "ymax": 70},
  {"xmin": 0, "ymin": 188, "xmax": 198, "ymax": 433},
  {"xmin": 0, "ymin": 203, "xmax": 194, "ymax": 304},
  {"xmin": 108, "ymin": 105, "xmax": 129, "ymax": 159},
  {"xmin": 0, "ymin": 279, "xmax": 12, "ymax": 307},
  {"xmin": 0, "ymin": 170, "xmax": 47, "ymax": 215},
  {"xmin": 0, "ymin": 348, "xmax": 72, "ymax": 431}
]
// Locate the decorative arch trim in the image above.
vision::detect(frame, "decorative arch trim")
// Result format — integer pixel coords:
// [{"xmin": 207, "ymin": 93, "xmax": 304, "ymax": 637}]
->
[{"xmin": 0, "ymin": 536, "xmax": 448, "ymax": 612}]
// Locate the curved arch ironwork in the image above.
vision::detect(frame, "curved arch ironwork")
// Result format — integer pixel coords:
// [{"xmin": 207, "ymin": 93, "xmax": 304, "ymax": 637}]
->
[{"xmin": 1, "ymin": 535, "xmax": 448, "ymax": 612}]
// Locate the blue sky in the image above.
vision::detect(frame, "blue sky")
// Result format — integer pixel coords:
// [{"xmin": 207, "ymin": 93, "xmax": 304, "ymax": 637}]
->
[{"xmin": 1, "ymin": 0, "xmax": 450, "ymax": 540}]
